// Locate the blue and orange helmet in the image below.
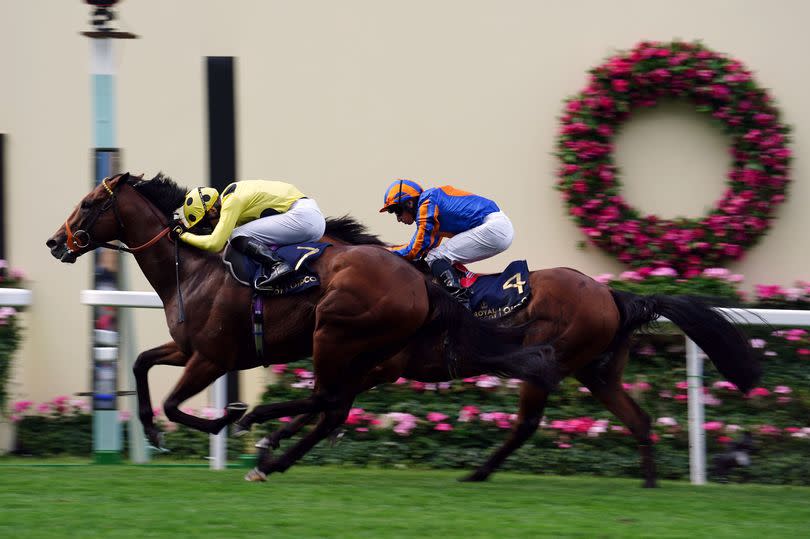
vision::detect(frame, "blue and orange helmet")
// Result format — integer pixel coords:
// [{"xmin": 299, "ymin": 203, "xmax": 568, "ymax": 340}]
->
[{"xmin": 379, "ymin": 179, "xmax": 423, "ymax": 213}]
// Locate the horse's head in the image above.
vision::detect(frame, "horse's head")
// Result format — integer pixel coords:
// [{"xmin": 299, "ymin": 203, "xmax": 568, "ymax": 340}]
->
[{"xmin": 46, "ymin": 172, "xmax": 133, "ymax": 263}]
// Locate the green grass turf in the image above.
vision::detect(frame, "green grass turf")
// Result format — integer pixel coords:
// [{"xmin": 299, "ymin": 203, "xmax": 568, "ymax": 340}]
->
[{"xmin": 0, "ymin": 466, "xmax": 807, "ymax": 538}]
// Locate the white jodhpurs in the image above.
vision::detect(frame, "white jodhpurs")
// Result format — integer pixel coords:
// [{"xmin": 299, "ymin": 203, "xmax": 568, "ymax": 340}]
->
[
  {"xmin": 231, "ymin": 198, "xmax": 326, "ymax": 246},
  {"xmin": 424, "ymin": 211, "xmax": 514, "ymax": 265}
]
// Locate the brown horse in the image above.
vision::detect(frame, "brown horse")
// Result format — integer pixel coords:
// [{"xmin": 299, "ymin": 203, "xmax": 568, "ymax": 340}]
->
[
  {"xmin": 45, "ymin": 173, "xmax": 558, "ymax": 481},
  {"xmin": 242, "ymin": 223, "xmax": 762, "ymax": 487}
]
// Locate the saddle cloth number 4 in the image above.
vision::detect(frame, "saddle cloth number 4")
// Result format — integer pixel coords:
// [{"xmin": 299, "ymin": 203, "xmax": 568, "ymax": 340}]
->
[{"xmin": 503, "ymin": 272, "xmax": 526, "ymax": 295}]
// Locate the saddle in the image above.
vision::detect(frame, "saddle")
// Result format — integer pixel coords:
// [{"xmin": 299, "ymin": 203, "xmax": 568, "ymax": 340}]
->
[
  {"xmin": 223, "ymin": 241, "xmax": 331, "ymax": 296},
  {"xmin": 453, "ymin": 260, "xmax": 532, "ymax": 320}
]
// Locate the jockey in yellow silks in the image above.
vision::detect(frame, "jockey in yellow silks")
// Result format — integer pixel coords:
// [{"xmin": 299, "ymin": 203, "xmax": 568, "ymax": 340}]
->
[{"xmin": 179, "ymin": 180, "xmax": 326, "ymax": 285}]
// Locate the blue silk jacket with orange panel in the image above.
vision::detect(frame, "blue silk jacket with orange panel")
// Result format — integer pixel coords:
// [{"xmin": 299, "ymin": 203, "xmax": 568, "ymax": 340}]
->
[{"xmin": 391, "ymin": 186, "xmax": 500, "ymax": 260}]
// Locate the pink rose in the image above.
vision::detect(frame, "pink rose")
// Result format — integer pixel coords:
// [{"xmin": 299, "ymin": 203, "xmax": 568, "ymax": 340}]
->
[
  {"xmin": 426, "ymin": 412, "xmax": 448, "ymax": 423},
  {"xmin": 611, "ymin": 79, "xmax": 630, "ymax": 92},
  {"xmin": 747, "ymin": 387, "xmax": 771, "ymax": 398},
  {"xmin": 703, "ymin": 421, "xmax": 724, "ymax": 431}
]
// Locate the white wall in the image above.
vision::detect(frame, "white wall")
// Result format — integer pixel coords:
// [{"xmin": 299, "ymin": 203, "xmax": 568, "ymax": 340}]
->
[{"xmin": 1, "ymin": 0, "xmax": 808, "ymax": 407}]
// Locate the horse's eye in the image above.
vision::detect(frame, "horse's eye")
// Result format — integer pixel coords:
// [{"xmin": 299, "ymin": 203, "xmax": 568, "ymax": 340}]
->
[{"xmin": 80, "ymin": 200, "xmax": 92, "ymax": 210}]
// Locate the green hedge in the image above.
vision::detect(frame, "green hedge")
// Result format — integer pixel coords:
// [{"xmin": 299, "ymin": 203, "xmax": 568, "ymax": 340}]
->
[
  {"xmin": 248, "ymin": 321, "xmax": 810, "ymax": 485},
  {"xmin": 12, "ymin": 403, "xmax": 246, "ymax": 461}
]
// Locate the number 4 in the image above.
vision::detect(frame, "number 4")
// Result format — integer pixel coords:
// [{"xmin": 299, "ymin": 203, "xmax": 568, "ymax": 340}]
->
[{"xmin": 503, "ymin": 273, "xmax": 525, "ymax": 294}]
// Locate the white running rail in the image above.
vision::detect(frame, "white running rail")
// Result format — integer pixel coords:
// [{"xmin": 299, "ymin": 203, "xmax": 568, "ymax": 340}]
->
[{"xmin": 64, "ymin": 293, "xmax": 810, "ymax": 482}]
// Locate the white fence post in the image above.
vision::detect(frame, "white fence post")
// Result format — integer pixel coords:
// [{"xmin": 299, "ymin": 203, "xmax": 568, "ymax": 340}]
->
[
  {"xmin": 119, "ymin": 307, "xmax": 148, "ymax": 464},
  {"xmin": 210, "ymin": 375, "xmax": 228, "ymax": 470},
  {"xmin": 685, "ymin": 338, "xmax": 706, "ymax": 485}
]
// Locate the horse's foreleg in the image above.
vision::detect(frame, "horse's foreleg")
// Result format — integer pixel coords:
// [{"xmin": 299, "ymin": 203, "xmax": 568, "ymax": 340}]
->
[
  {"xmin": 233, "ymin": 406, "xmax": 317, "ymax": 437},
  {"xmin": 238, "ymin": 359, "xmax": 400, "ymax": 435},
  {"xmin": 462, "ymin": 383, "xmax": 549, "ymax": 482},
  {"xmin": 263, "ymin": 412, "xmax": 319, "ymax": 448},
  {"xmin": 162, "ymin": 355, "xmax": 246, "ymax": 435},
  {"xmin": 247, "ymin": 398, "xmax": 353, "ymax": 481},
  {"xmin": 133, "ymin": 342, "xmax": 189, "ymax": 448},
  {"xmin": 244, "ymin": 412, "xmax": 320, "ymax": 467},
  {"xmin": 242, "ymin": 359, "xmax": 403, "ymax": 471},
  {"xmin": 235, "ymin": 394, "xmax": 330, "ymax": 436}
]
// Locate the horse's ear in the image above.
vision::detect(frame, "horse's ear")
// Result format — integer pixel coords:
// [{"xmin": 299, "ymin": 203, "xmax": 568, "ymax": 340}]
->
[{"xmin": 119, "ymin": 172, "xmax": 131, "ymax": 183}]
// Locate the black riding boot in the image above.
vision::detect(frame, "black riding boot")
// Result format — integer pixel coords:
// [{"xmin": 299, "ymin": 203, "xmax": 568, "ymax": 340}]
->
[
  {"xmin": 429, "ymin": 259, "xmax": 470, "ymax": 307},
  {"xmin": 238, "ymin": 238, "xmax": 293, "ymax": 286}
]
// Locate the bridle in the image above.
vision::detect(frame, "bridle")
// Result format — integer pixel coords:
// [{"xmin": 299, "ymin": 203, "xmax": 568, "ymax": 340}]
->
[
  {"xmin": 64, "ymin": 173, "xmax": 187, "ymax": 323},
  {"xmin": 65, "ymin": 175, "xmax": 171, "ymax": 255}
]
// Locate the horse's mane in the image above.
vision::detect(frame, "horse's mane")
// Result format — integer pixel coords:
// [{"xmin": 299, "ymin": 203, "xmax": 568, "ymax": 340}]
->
[
  {"xmin": 128, "ymin": 173, "xmax": 188, "ymax": 221},
  {"xmin": 324, "ymin": 215, "xmax": 387, "ymax": 246}
]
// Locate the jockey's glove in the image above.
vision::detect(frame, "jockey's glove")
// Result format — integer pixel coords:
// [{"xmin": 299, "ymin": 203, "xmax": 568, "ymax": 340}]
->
[{"xmin": 169, "ymin": 222, "xmax": 187, "ymax": 240}]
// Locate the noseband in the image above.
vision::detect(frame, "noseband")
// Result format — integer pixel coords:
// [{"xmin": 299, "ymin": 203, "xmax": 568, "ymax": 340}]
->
[{"xmin": 65, "ymin": 176, "xmax": 170, "ymax": 254}]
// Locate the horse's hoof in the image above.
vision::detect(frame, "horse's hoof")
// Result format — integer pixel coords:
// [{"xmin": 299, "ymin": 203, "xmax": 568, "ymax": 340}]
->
[
  {"xmin": 254, "ymin": 437, "xmax": 271, "ymax": 449},
  {"xmin": 328, "ymin": 429, "xmax": 345, "ymax": 447},
  {"xmin": 232, "ymin": 423, "xmax": 250, "ymax": 437},
  {"xmin": 245, "ymin": 468, "xmax": 267, "ymax": 482},
  {"xmin": 459, "ymin": 469, "xmax": 490, "ymax": 482},
  {"xmin": 145, "ymin": 432, "xmax": 170, "ymax": 453}
]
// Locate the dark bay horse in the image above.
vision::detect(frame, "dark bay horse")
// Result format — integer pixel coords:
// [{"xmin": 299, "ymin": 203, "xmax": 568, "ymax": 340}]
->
[
  {"xmin": 244, "ymin": 223, "xmax": 762, "ymax": 488},
  {"xmin": 45, "ymin": 173, "xmax": 557, "ymax": 481}
]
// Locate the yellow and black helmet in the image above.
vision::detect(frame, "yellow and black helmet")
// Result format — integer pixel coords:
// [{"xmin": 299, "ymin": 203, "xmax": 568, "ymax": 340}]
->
[{"xmin": 183, "ymin": 187, "xmax": 219, "ymax": 228}]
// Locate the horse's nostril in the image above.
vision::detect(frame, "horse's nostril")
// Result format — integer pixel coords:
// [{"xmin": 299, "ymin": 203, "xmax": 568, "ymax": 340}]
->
[{"xmin": 46, "ymin": 238, "xmax": 56, "ymax": 248}]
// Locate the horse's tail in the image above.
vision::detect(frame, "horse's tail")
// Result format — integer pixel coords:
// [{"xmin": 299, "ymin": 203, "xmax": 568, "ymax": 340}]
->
[
  {"xmin": 425, "ymin": 282, "xmax": 559, "ymax": 391},
  {"xmin": 610, "ymin": 290, "xmax": 762, "ymax": 393}
]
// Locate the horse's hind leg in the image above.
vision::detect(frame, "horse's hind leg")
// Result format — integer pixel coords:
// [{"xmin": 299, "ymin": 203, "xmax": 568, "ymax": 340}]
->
[
  {"xmin": 461, "ymin": 383, "xmax": 549, "ymax": 482},
  {"xmin": 577, "ymin": 345, "xmax": 657, "ymax": 488},
  {"xmin": 132, "ymin": 342, "xmax": 189, "ymax": 448}
]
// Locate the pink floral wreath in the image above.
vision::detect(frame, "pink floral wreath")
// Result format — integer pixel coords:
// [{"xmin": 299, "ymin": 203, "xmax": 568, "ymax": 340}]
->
[{"xmin": 556, "ymin": 40, "xmax": 792, "ymax": 276}]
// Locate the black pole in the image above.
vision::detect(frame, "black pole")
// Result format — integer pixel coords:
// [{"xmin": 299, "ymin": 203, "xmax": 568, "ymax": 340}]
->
[{"xmin": 206, "ymin": 56, "xmax": 240, "ymax": 404}]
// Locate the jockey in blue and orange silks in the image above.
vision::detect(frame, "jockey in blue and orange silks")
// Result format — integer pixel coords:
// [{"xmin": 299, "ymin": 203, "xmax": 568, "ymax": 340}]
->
[{"xmin": 380, "ymin": 179, "xmax": 514, "ymax": 301}]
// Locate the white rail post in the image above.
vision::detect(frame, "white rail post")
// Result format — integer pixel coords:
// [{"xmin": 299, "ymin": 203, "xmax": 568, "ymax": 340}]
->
[
  {"xmin": 686, "ymin": 338, "xmax": 706, "ymax": 485},
  {"xmin": 120, "ymin": 307, "xmax": 148, "ymax": 463},
  {"xmin": 210, "ymin": 375, "xmax": 228, "ymax": 470}
]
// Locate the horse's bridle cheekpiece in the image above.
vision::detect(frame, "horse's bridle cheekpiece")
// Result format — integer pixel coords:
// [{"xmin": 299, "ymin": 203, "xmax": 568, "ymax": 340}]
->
[{"xmin": 65, "ymin": 174, "xmax": 170, "ymax": 255}]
